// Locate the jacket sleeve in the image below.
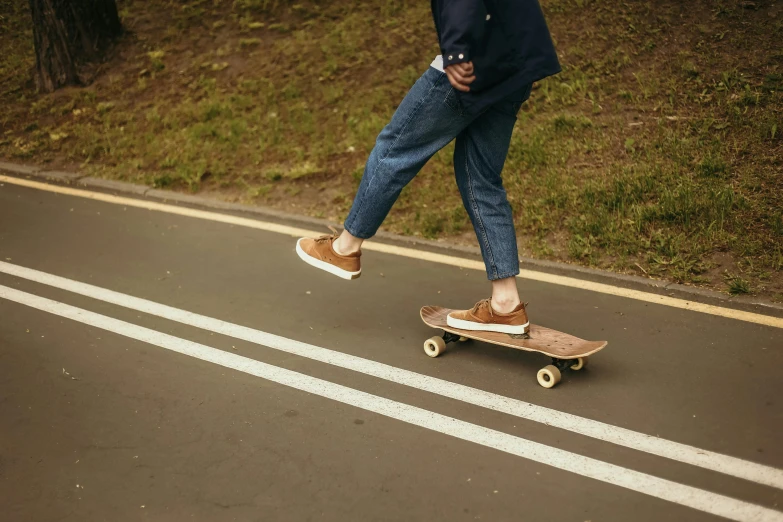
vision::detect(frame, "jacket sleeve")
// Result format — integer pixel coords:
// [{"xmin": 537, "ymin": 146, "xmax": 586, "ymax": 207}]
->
[{"xmin": 437, "ymin": 0, "xmax": 487, "ymax": 68}]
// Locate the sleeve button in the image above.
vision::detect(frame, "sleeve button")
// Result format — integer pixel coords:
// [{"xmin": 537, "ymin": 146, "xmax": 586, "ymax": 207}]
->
[
  {"xmin": 458, "ymin": 53, "xmax": 464, "ymax": 59},
  {"xmin": 486, "ymin": 14, "xmax": 491, "ymax": 20},
  {"xmin": 448, "ymin": 55, "xmax": 453, "ymax": 60}
]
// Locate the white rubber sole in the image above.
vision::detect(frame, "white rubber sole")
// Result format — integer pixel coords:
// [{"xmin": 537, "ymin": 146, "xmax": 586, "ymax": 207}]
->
[
  {"xmin": 296, "ymin": 239, "xmax": 361, "ymax": 280},
  {"xmin": 446, "ymin": 314, "xmax": 529, "ymax": 335}
]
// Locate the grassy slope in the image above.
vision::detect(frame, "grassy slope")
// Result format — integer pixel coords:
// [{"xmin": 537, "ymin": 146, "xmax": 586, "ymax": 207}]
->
[{"xmin": 1, "ymin": 0, "xmax": 781, "ymax": 299}]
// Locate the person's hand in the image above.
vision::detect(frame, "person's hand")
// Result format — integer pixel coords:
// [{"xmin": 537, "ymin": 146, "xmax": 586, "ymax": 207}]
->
[{"xmin": 445, "ymin": 61, "xmax": 475, "ymax": 92}]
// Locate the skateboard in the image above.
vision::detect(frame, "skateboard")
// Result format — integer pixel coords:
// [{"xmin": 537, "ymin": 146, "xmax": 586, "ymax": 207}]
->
[{"xmin": 420, "ymin": 306, "xmax": 608, "ymax": 389}]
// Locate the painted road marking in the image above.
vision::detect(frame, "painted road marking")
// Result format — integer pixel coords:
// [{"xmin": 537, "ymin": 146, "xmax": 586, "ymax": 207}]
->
[
  {"xmin": 1, "ymin": 174, "xmax": 781, "ymax": 330},
  {"xmin": 0, "ymin": 285, "xmax": 780, "ymax": 522},
  {"xmin": 1, "ymin": 260, "xmax": 781, "ymax": 491}
]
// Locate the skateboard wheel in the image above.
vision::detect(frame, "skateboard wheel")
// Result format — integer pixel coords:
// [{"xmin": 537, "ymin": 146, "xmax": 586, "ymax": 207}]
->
[
  {"xmin": 459, "ymin": 337, "xmax": 469, "ymax": 342},
  {"xmin": 424, "ymin": 336, "xmax": 446, "ymax": 358},
  {"xmin": 537, "ymin": 365, "xmax": 562, "ymax": 389},
  {"xmin": 570, "ymin": 357, "xmax": 588, "ymax": 371}
]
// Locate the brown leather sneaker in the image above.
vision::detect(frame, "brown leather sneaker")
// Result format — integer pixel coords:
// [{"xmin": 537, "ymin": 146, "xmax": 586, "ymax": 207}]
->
[
  {"xmin": 447, "ymin": 298, "xmax": 529, "ymax": 334},
  {"xmin": 296, "ymin": 231, "xmax": 361, "ymax": 280}
]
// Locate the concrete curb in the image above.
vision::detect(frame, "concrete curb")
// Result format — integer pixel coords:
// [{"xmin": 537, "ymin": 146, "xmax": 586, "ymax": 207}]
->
[
  {"xmin": 2, "ymin": 160, "xmax": 782, "ymax": 318},
  {"xmin": 78, "ymin": 176, "xmax": 149, "ymax": 195}
]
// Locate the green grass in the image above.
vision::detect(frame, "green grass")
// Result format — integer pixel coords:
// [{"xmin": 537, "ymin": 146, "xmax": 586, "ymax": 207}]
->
[{"xmin": 0, "ymin": 0, "xmax": 781, "ymax": 299}]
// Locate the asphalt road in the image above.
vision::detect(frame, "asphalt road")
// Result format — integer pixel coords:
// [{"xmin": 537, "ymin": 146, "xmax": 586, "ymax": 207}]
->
[{"xmin": 1, "ymin": 179, "xmax": 781, "ymax": 522}]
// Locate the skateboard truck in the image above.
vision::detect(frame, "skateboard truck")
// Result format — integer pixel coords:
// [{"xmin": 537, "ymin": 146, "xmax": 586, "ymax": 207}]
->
[{"xmin": 442, "ymin": 331, "xmax": 463, "ymax": 344}]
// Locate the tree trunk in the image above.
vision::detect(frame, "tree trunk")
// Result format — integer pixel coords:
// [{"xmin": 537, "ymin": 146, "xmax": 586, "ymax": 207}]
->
[{"xmin": 28, "ymin": 0, "xmax": 122, "ymax": 92}]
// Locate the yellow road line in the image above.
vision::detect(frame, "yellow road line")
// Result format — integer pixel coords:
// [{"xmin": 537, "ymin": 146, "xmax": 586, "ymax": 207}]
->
[{"xmin": 2, "ymin": 174, "xmax": 781, "ymax": 329}]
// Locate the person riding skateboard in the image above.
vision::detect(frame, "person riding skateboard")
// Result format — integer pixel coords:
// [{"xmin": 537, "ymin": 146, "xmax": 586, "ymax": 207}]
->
[{"xmin": 297, "ymin": 0, "xmax": 561, "ymax": 335}]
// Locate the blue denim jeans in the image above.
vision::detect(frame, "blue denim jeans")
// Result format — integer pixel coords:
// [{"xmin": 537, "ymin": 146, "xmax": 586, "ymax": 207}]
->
[{"xmin": 344, "ymin": 67, "xmax": 532, "ymax": 280}]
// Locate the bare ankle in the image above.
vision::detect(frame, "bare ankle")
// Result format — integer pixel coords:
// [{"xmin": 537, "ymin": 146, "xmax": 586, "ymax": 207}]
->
[
  {"xmin": 334, "ymin": 232, "xmax": 361, "ymax": 256},
  {"xmin": 332, "ymin": 237, "xmax": 348, "ymax": 256},
  {"xmin": 491, "ymin": 296, "xmax": 521, "ymax": 314}
]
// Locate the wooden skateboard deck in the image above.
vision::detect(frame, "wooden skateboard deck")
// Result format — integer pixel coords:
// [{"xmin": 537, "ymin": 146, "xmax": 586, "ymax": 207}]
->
[{"xmin": 420, "ymin": 306, "xmax": 608, "ymax": 388}]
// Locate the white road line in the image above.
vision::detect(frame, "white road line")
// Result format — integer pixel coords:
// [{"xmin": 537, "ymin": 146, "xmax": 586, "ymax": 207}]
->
[
  {"xmin": 1, "ymin": 174, "xmax": 781, "ymax": 330},
  {"xmin": 1, "ymin": 285, "xmax": 780, "ymax": 522},
  {"xmin": 1, "ymin": 260, "xmax": 781, "ymax": 491}
]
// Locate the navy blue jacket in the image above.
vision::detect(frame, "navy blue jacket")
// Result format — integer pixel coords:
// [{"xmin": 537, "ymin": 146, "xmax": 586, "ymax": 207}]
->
[{"xmin": 431, "ymin": 0, "xmax": 561, "ymax": 116}]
